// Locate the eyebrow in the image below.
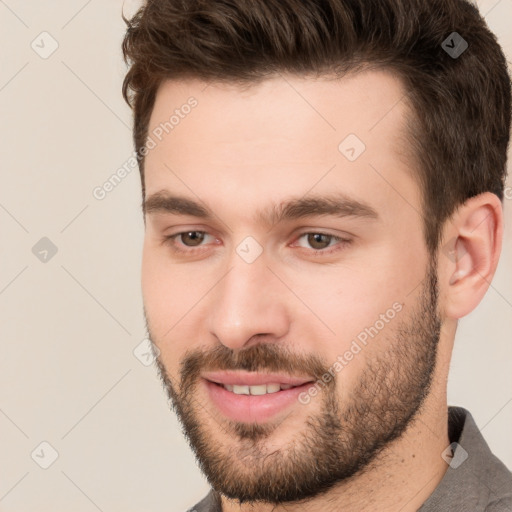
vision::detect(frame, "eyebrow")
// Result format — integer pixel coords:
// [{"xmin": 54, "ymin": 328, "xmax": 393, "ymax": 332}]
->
[{"xmin": 143, "ymin": 191, "xmax": 379, "ymax": 227}]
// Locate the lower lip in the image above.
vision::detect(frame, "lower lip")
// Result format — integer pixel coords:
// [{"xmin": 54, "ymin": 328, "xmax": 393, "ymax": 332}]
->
[{"xmin": 203, "ymin": 379, "xmax": 313, "ymax": 423}]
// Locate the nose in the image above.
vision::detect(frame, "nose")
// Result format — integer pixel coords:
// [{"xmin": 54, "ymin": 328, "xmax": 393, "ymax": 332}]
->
[{"xmin": 207, "ymin": 256, "xmax": 290, "ymax": 351}]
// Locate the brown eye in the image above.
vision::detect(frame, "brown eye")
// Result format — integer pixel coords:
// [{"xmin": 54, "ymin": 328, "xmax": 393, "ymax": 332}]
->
[
  {"xmin": 180, "ymin": 231, "xmax": 206, "ymax": 247},
  {"xmin": 306, "ymin": 233, "xmax": 333, "ymax": 250}
]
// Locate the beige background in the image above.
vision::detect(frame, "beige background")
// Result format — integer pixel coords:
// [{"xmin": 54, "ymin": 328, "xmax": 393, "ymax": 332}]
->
[{"xmin": 0, "ymin": 1, "xmax": 511, "ymax": 510}]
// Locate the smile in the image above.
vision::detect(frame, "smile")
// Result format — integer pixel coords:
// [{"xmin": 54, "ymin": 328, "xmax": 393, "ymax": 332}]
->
[{"xmin": 221, "ymin": 383, "xmax": 296, "ymax": 395}]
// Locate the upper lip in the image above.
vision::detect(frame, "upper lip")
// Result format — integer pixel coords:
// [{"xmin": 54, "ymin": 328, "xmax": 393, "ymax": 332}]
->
[{"xmin": 202, "ymin": 371, "xmax": 315, "ymax": 387}]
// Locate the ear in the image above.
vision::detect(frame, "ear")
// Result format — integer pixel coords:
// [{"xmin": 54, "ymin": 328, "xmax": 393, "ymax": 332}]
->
[{"xmin": 440, "ymin": 192, "xmax": 503, "ymax": 320}]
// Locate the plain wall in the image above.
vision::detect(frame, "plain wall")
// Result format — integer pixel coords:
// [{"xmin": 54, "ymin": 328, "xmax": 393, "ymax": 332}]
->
[{"xmin": 0, "ymin": 0, "xmax": 511, "ymax": 510}]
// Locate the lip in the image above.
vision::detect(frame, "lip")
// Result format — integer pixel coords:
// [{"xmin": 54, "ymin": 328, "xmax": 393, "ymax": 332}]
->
[
  {"xmin": 202, "ymin": 374, "xmax": 315, "ymax": 423},
  {"xmin": 201, "ymin": 370, "xmax": 314, "ymax": 387}
]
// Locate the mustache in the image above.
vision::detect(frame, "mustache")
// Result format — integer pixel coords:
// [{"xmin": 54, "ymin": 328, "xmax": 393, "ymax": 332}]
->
[{"xmin": 178, "ymin": 342, "xmax": 331, "ymax": 390}]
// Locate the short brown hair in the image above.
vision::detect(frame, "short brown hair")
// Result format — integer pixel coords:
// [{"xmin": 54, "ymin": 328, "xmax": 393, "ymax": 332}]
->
[{"xmin": 122, "ymin": 0, "xmax": 511, "ymax": 253}]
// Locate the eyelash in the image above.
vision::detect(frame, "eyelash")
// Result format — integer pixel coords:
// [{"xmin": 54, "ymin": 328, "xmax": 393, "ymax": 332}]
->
[{"xmin": 163, "ymin": 231, "xmax": 352, "ymax": 257}]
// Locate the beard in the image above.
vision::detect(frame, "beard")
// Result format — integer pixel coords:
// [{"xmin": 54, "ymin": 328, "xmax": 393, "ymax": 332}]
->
[{"xmin": 146, "ymin": 256, "xmax": 441, "ymax": 506}]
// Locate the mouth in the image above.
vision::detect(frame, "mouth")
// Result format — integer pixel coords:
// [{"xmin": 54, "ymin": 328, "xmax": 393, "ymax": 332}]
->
[
  {"xmin": 211, "ymin": 382, "xmax": 302, "ymax": 395},
  {"xmin": 201, "ymin": 371, "xmax": 316, "ymax": 423}
]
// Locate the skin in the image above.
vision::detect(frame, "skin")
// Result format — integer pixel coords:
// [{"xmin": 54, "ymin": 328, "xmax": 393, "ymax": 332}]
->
[{"xmin": 140, "ymin": 70, "xmax": 503, "ymax": 512}]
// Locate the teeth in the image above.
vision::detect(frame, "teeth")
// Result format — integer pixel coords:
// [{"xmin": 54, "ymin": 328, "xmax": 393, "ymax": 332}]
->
[
  {"xmin": 266, "ymin": 384, "xmax": 281, "ymax": 394},
  {"xmin": 224, "ymin": 383, "xmax": 292, "ymax": 395},
  {"xmin": 248, "ymin": 384, "xmax": 267, "ymax": 395},
  {"xmin": 232, "ymin": 385, "xmax": 250, "ymax": 395}
]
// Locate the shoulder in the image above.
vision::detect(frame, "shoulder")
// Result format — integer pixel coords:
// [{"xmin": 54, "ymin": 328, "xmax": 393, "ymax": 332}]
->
[
  {"xmin": 187, "ymin": 490, "xmax": 222, "ymax": 512},
  {"xmin": 419, "ymin": 406, "xmax": 512, "ymax": 512},
  {"xmin": 485, "ymin": 497, "xmax": 512, "ymax": 511}
]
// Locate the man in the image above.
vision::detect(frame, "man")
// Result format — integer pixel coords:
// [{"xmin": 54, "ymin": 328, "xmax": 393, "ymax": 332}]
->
[{"xmin": 122, "ymin": 0, "xmax": 512, "ymax": 510}]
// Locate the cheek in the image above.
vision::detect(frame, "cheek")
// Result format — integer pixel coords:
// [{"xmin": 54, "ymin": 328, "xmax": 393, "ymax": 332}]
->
[
  {"xmin": 141, "ymin": 243, "xmax": 215, "ymax": 360},
  {"xmin": 141, "ymin": 244, "xmax": 188, "ymax": 337},
  {"xmin": 285, "ymin": 263, "xmax": 405, "ymax": 339},
  {"xmin": 300, "ymin": 285, "xmax": 406, "ymax": 398},
  {"xmin": 141, "ymin": 251, "xmax": 191, "ymax": 381},
  {"xmin": 142, "ymin": 246, "xmax": 166, "ymax": 313},
  {"xmin": 283, "ymin": 250, "xmax": 416, "ymax": 374}
]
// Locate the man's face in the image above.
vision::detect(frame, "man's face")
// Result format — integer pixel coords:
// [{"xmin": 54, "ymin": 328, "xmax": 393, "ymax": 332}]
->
[{"xmin": 141, "ymin": 71, "xmax": 442, "ymax": 503}]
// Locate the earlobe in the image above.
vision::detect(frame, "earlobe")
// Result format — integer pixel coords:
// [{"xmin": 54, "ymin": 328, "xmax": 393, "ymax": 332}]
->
[{"xmin": 443, "ymin": 193, "xmax": 503, "ymax": 319}]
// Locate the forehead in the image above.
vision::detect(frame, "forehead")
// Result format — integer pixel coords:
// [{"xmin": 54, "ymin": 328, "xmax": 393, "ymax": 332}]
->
[{"xmin": 144, "ymin": 70, "xmax": 419, "ymax": 221}]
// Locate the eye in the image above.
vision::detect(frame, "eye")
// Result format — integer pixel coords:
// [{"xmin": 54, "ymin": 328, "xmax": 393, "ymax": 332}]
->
[
  {"xmin": 294, "ymin": 232, "xmax": 352, "ymax": 254},
  {"xmin": 163, "ymin": 230, "xmax": 352, "ymax": 257},
  {"xmin": 164, "ymin": 231, "xmax": 216, "ymax": 253},
  {"xmin": 176, "ymin": 231, "xmax": 207, "ymax": 247}
]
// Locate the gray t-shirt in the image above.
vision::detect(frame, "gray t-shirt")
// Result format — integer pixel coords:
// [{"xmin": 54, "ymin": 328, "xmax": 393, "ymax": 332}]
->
[{"xmin": 189, "ymin": 406, "xmax": 512, "ymax": 511}]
